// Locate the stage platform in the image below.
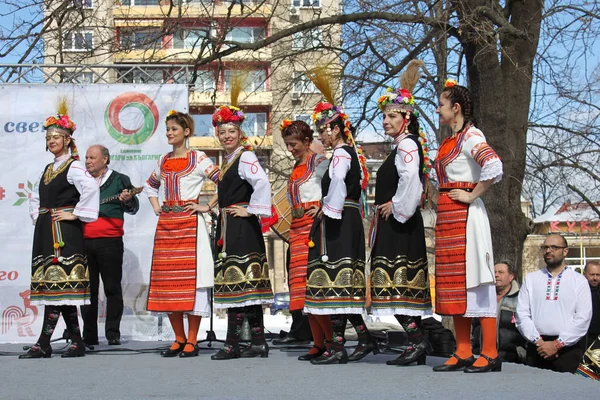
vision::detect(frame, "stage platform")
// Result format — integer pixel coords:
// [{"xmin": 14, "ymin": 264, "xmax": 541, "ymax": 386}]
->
[{"xmin": 0, "ymin": 339, "xmax": 597, "ymax": 399}]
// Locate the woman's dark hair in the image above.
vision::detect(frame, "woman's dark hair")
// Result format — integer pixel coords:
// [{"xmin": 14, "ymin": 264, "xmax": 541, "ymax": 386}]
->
[
  {"xmin": 166, "ymin": 111, "xmax": 195, "ymax": 136},
  {"xmin": 282, "ymin": 120, "xmax": 314, "ymax": 143},
  {"xmin": 328, "ymin": 117, "xmax": 356, "ymax": 142},
  {"xmin": 401, "ymin": 111, "xmax": 420, "ymax": 136},
  {"xmin": 442, "ymin": 85, "xmax": 476, "ymax": 128}
]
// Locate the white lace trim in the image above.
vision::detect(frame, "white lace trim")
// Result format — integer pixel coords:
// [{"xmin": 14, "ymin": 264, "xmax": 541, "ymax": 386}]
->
[
  {"xmin": 213, "ymin": 299, "xmax": 273, "ymax": 309},
  {"xmin": 303, "ymin": 306, "xmax": 365, "ymax": 315},
  {"xmin": 31, "ymin": 299, "xmax": 90, "ymax": 306},
  {"xmin": 463, "ymin": 311, "xmax": 497, "ymax": 318},
  {"xmin": 370, "ymin": 308, "xmax": 433, "ymax": 317},
  {"xmin": 168, "ymin": 311, "xmax": 211, "ymax": 317},
  {"xmin": 480, "ymin": 158, "xmax": 503, "ymax": 184}
]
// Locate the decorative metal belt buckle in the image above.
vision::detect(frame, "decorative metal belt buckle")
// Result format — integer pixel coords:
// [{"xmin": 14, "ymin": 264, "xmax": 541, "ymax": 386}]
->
[
  {"xmin": 292, "ymin": 207, "xmax": 305, "ymax": 219},
  {"xmin": 172, "ymin": 205, "xmax": 185, "ymax": 213},
  {"xmin": 161, "ymin": 205, "xmax": 170, "ymax": 213}
]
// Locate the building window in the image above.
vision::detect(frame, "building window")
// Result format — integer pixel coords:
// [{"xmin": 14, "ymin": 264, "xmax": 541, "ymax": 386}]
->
[
  {"xmin": 172, "ymin": 29, "xmax": 211, "ymax": 50},
  {"xmin": 119, "ymin": 68, "xmax": 163, "ymax": 84},
  {"xmin": 63, "ymin": 31, "xmax": 93, "ymax": 51},
  {"xmin": 120, "ymin": 29, "xmax": 163, "ymax": 50},
  {"xmin": 173, "ymin": 69, "xmax": 216, "ymax": 92},
  {"xmin": 191, "ymin": 114, "xmax": 215, "ymax": 137},
  {"xmin": 291, "ymin": 28, "xmax": 322, "ymax": 50},
  {"xmin": 292, "ymin": 72, "xmax": 317, "ymax": 93},
  {"xmin": 224, "ymin": 70, "xmax": 267, "ymax": 93},
  {"xmin": 65, "ymin": 71, "xmax": 94, "ymax": 84},
  {"xmin": 566, "ymin": 246, "xmax": 600, "ymax": 271},
  {"xmin": 294, "ymin": 114, "xmax": 313, "ymax": 128},
  {"xmin": 244, "ymin": 113, "xmax": 267, "ymax": 136},
  {"xmin": 73, "ymin": 0, "xmax": 93, "ymax": 8},
  {"xmin": 225, "ymin": 27, "xmax": 266, "ymax": 44},
  {"xmin": 292, "ymin": 0, "xmax": 320, "ymax": 7},
  {"xmin": 120, "ymin": 0, "xmax": 161, "ymax": 5}
]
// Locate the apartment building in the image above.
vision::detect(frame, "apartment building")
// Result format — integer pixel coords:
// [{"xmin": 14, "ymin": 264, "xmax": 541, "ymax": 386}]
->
[{"xmin": 43, "ymin": 0, "xmax": 343, "ymax": 293}]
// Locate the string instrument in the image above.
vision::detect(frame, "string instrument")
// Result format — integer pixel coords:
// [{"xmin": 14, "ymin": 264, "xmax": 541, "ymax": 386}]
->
[
  {"xmin": 270, "ymin": 185, "xmax": 292, "ymax": 242},
  {"xmin": 100, "ymin": 187, "xmax": 143, "ymax": 205}
]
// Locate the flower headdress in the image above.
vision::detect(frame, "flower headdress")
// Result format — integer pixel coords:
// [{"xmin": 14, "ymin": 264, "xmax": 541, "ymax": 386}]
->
[
  {"xmin": 43, "ymin": 97, "xmax": 80, "ymax": 160},
  {"xmin": 212, "ymin": 71, "xmax": 253, "ymax": 151},
  {"xmin": 444, "ymin": 78, "xmax": 458, "ymax": 88},
  {"xmin": 306, "ymin": 66, "xmax": 369, "ymax": 191},
  {"xmin": 377, "ymin": 59, "xmax": 424, "ymax": 114},
  {"xmin": 279, "ymin": 119, "xmax": 293, "ymax": 131},
  {"xmin": 43, "ymin": 97, "xmax": 77, "ymax": 133},
  {"xmin": 212, "ymin": 71, "xmax": 247, "ymax": 128}
]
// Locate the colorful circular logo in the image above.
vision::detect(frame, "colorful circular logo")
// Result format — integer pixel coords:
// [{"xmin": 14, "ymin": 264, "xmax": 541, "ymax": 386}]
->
[{"xmin": 105, "ymin": 92, "xmax": 159, "ymax": 145}]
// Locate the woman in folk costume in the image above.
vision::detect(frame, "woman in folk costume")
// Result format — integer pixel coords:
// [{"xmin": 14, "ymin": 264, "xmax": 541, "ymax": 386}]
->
[
  {"xmin": 20, "ymin": 100, "xmax": 99, "ymax": 359},
  {"xmin": 432, "ymin": 80, "xmax": 503, "ymax": 373},
  {"xmin": 371, "ymin": 60, "xmax": 433, "ymax": 366},
  {"xmin": 145, "ymin": 111, "xmax": 219, "ymax": 358},
  {"xmin": 281, "ymin": 119, "xmax": 332, "ymax": 361},
  {"xmin": 211, "ymin": 75, "xmax": 273, "ymax": 360},
  {"xmin": 303, "ymin": 68, "xmax": 377, "ymax": 365}
]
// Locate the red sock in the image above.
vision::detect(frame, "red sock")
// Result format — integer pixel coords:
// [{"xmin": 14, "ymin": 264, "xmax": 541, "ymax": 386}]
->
[
  {"xmin": 472, "ymin": 317, "xmax": 498, "ymax": 366},
  {"xmin": 184, "ymin": 315, "xmax": 202, "ymax": 352},
  {"xmin": 308, "ymin": 314, "xmax": 325, "ymax": 353},
  {"xmin": 313, "ymin": 314, "xmax": 333, "ymax": 350},
  {"xmin": 445, "ymin": 316, "xmax": 472, "ymax": 365},
  {"xmin": 168, "ymin": 312, "xmax": 186, "ymax": 350}
]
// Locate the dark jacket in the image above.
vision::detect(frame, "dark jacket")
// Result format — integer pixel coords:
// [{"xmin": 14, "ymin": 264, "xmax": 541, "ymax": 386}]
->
[{"xmin": 472, "ymin": 280, "xmax": 527, "ymax": 363}]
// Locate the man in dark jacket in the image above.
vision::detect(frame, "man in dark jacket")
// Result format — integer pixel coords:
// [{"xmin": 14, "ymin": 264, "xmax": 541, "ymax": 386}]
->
[
  {"xmin": 583, "ymin": 261, "xmax": 600, "ymax": 348},
  {"xmin": 472, "ymin": 261, "xmax": 526, "ymax": 363}
]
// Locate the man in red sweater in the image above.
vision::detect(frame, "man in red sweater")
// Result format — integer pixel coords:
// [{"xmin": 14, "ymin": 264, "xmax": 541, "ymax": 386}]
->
[{"xmin": 81, "ymin": 145, "xmax": 139, "ymax": 346}]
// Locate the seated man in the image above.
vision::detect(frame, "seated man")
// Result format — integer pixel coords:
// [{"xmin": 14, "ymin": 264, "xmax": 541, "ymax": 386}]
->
[
  {"xmin": 583, "ymin": 261, "xmax": 600, "ymax": 348},
  {"xmin": 472, "ymin": 261, "xmax": 526, "ymax": 363},
  {"xmin": 516, "ymin": 234, "xmax": 592, "ymax": 373}
]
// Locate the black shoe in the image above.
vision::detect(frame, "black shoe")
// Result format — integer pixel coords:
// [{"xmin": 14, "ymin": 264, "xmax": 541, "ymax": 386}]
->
[
  {"xmin": 298, "ymin": 347, "xmax": 326, "ymax": 361},
  {"xmin": 160, "ymin": 341, "xmax": 185, "ymax": 358},
  {"xmin": 464, "ymin": 354, "xmax": 502, "ymax": 373},
  {"xmin": 310, "ymin": 348, "xmax": 348, "ymax": 365},
  {"xmin": 61, "ymin": 342, "xmax": 85, "ymax": 358},
  {"xmin": 272, "ymin": 335, "xmax": 310, "ymax": 346},
  {"xmin": 386, "ymin": 340, "xmax": 431, "ymax": 366},
  {"xmin": 347, "ymin": 340, "xmax": 379, "ymax": 362},
  {"xmin": 211, "ymin": 344, "xmax": 241, "ymax": 360},
  {"xmin": 19, "ymin": 344, "xmax": 52, "ymax": 359},
  {"xmin": 432, "ymin": 353, "xmax": 476, "ymax": 372},
  {"xmin": 107, "ymin": 338, "xmax": 121, "ymax": 346},
  {"xmin": 179, "ymin": 343, "xmax": 199, "ymax": 358},
  {"xmin": 240, "ymin": 343, "xmax": 269, "ymax": 358}
]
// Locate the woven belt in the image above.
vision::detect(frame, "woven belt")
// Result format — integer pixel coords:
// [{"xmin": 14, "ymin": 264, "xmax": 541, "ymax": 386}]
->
[
  {"xmin": 439, "ymin": 182, "xmax": 476, "ymax": 192},
  {"xmin": 161, "ymin": 200, "xmax": 196, "ymax": 213},
  {"xmin": 39, "ymin": 206, "xmax": 75, "ymax": 214},
  {"xmin": 343, "ymin": 199, "xmax": 361, "ymax": 209},
  {"xmin": 291, "ymin": 201, "xmax": 321, "ymax": 219}
]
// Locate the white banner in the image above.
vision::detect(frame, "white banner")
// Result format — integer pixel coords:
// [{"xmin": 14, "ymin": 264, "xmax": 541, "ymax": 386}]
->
[{"xmin": 0, "ymin": 84, "xmax": 188, "ymax": 343}]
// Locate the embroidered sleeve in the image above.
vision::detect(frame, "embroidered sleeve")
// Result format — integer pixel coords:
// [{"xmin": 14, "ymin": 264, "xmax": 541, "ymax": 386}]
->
[
  {"xmin": 196, "ymin": 150, "xmax": 220, "ymax": 183},
  {"xmin": 391, "ymin": 138, "xmax": 422, "ymax": 223},
  {"xmin": 515, "ymin": 275, "xmax": 542, "ymax": 343},
  {"xmin": 463, "ymin": 128, "xmax": 503, "ymax": 184},
  {"xmin": 322, "ymin": 147, "xmax": 351, "ymax": 220},
  {"xmin": 143, "ymin": 156, "xmax": 163, "ymax": 199},
  {"xmin": 29, "ymin": 169, "xmax": 44, "ymax": 223},
  {"xmin": 239, "ymin": 151, "xmax": 272, "ymax": 217},
  {"xmin": 314, "ymin": 154, "xmax": 329, "ymax": 180},
  {"xmin": 67, "ymin": 161, "xmax": 99, "ymax": 223},
  {"xmin": 558, "ymin": 275, "xmax": 593, "ymax": 346}
]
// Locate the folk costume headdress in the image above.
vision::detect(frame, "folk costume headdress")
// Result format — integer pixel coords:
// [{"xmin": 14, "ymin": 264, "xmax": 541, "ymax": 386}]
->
[
  {"xmin": 377, "ymin": 60, "xmax": 432, "ymax": 179},
  {"xmin": 212, "ymin": 71, "xmax": 253, "ymax": 151},
  {"xmin": 43, "ymin": 97, "xmax": 80, "ymax": 160},
  {"xmin": 306, "ymin": 66, "xmax": 369, "ymax": 191}
]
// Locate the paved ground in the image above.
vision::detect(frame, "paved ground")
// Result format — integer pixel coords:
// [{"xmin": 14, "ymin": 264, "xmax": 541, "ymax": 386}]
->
[{"xmin": 0, "ymin": 340, "xmax": 597, "ymax": 399}]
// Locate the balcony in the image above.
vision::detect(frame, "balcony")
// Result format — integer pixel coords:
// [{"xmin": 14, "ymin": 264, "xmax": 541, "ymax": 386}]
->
[
  {"xmin": 113, "ymin": 3, "xmax": 272, "ymax": 19},
  {"xmin": 113, "ymin": 47, "xmax": 271, "ymax": 63},
  {"xmin": 189, "ymin": 91, "xmax": 272, "ymax": 107}
]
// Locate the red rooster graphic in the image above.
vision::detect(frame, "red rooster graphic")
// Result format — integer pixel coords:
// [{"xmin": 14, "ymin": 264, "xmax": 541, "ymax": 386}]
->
[{"xmin": 1, "ymin": 290, "xmax": 38, "ymax": 337}]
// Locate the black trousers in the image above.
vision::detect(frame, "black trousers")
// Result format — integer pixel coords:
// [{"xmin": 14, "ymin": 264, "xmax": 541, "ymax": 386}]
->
[
  {"xmin": 80, "ymin": 237, "xmax": 124, "ymax": 342},
  {"xmin": 525, "ymin": 335, "xmax": 584, "ymax": 373}
]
